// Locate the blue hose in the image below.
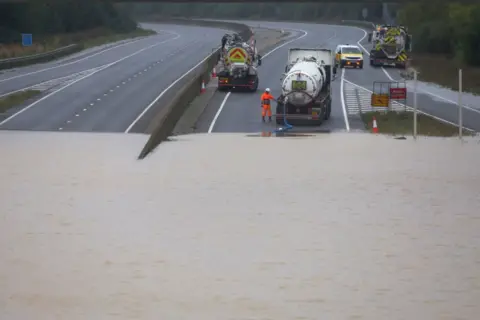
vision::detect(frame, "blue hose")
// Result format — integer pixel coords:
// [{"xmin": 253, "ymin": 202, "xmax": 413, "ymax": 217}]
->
[{"xmin": 273, "ymin": 102, "xmax": 293, "ymax": 134}]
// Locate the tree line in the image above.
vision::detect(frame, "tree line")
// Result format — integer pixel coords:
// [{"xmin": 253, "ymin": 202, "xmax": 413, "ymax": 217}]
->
[
  {"xmin": 0, "ymin": 0, "xmax": 137, "ymax": 43},
  {"xmin": 1, "ymin": 1, "xmax": 478, "ymax": 67},
  {"xmin": 122, "ymin": 2, "xmax": 480, "ymax": 67}
]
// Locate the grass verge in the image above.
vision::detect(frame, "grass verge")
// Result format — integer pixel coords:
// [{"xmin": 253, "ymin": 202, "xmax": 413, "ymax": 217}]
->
[
  {"xmin": 0, "ymin": 27, "xmax": 156, "ymax": 60},
  {"xmin": 361, "ymin": 111, "xmax": 472, "ymax": 137},
  {"xmin": 0, "ymin": 90, "xmax": 41, "ymax": 113}
]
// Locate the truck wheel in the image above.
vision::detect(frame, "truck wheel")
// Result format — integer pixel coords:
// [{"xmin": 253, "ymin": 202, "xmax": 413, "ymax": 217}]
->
[
  {"xmin": 249, "ymin": 77, "xmax": 259, "ymax": 92},
  {"xmin": 276, "ymin": 103, "xmax": 285, "ymax": 125},
  {"xmin": 324, "ymin": 100, "xmax": 332, "ymax": 120}
]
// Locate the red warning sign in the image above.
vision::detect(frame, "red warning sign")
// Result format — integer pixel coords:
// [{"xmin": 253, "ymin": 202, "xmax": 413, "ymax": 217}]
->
[{"xmin": 390, "ymin": 87, "xmax": 407, "ymax": 100}]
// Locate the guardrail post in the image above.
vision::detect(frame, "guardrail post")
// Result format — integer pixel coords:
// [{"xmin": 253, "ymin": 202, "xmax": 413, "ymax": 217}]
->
[
  {"xmin": 413, "ymin": 70, "xmax": 417, "ymax": 139},
  {"xmin": 458, "ymin": 69, "xmax": 463, "ymax": 139}
]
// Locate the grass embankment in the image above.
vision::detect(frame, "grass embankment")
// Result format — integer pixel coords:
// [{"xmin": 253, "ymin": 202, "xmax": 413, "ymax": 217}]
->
[
  {"xmin": 361, "ymin": 111, "xmax": 472, "ymax": 137},
  {"xmin": 408, "ymin": 54, "xmax": 480, "ymax": 95},
  {"xmin": 0, "ymin": 90, "xmax": 41, "ymax": 113},
  {"xmin": 0, "ymin": 27, "xmax": 155, "ymax": 60}
]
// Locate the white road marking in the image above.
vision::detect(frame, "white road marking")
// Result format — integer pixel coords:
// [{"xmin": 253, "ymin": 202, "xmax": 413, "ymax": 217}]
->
[
  {"xmin": 207, "ymin": 28, "xmax": 309, "ymax": 133},
  {"xmin": 208, "ymin": 92, "xmax": 231, "ymax": 133},
  {"xmin": 124, "ymin": 41, "xmax": 237, "ymax": 133},
  {"xmin": 0, "ymin": 32, "xmax": 176, "ymax": 84},
  {"xmin": 353, "ymin": 27, "xmax": 480, "ymax": 115},
  {"xmin": 0, "ymin": 35, "xmax": 180, "ymax": 127},
  {"xmin": 343, "ymin": 78, "xmax": 475, "ymax": 132},
  {"xmin": 0, "ymin": 68, "xmax": 99, "ymax": 98},
  {"xmin": 340, "ymin": 68, "xmax": 350, "ymax": 131}
]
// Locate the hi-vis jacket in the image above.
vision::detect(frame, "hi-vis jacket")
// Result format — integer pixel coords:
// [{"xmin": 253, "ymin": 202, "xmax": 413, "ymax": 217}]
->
[{"xmin": 260, "ymin": 92, "xmax": 275, "ymax": 107}]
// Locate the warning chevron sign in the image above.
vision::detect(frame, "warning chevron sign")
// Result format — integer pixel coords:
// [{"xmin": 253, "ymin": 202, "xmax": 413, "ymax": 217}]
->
[{"xmin": 228, "ymin": 47, "xmax": 247, "ymax": 63}]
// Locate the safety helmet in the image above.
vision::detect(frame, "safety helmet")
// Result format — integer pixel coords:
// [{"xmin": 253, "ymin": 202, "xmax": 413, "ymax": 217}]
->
[{"xmin": 265, "ymin": 88, "xmax": 270, "ymax": 92}]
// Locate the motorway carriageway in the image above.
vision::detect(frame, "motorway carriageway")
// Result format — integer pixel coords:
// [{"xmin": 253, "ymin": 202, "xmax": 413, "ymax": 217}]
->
[
  {"xmin": 195, "ymin": 20, "xmax": 480, "ymax": 134},
  {"xmin": 1, "ymin": 20, "xmax": 479, "ymax": 135},
  {"xmin": 0, "ymin": 23, "xmax": 228, "ymax": 133}
]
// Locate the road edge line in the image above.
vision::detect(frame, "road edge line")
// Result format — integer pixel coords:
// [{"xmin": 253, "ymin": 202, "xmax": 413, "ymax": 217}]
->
[{"xmin": 206, "ymin": 27, "xmax": 309, "ymax": 133}]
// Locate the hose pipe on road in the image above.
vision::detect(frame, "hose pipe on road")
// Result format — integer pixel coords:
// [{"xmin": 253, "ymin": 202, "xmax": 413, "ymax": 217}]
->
[
  {"xmin": 273, "ymin": 90, "xmax": 316, "ymax": 134},
  {"xmin": 274, "ymin": 95, "xmax": 293, "ymax": 134}
]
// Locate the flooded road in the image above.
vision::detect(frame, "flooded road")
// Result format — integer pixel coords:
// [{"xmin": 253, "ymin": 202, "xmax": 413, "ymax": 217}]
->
[{"xmin": 1, "ymin": 131, "xmax": 479, "ymax": 319}]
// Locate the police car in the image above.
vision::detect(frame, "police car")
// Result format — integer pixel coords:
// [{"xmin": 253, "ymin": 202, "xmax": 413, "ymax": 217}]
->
[{"xmin": 334, "ymin": 44, "xmax": 364, "ymax": 69}]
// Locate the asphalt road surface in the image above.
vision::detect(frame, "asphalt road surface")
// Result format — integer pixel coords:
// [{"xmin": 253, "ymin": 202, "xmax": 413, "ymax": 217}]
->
[
  {"xmin": 0, "ymin": 23, "xmax": 228, "ymax": 132},
  {"xmin": 197, "ymin": 20, "xmax": 480, "ymax": 133}
]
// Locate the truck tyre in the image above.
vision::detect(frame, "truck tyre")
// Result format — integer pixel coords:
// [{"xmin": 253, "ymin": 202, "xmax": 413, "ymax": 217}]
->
[
  {"xmin": 249, "ymin": 77, "xmax": 259, "ymax": 92},
  {"xmin": 324, "ymin": 100, "xmax": 332, "ymax": 120},
  {"xmin": 359, "ymin": 62, "xmax": 364, "ymax": 69},
  {"xmin": 276, "ymin": 103, "xmax": 285, "ymax": 125}
]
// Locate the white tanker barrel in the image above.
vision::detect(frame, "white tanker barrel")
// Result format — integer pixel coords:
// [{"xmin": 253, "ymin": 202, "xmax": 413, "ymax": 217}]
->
[{"xmin": 281, "ymin": 60, "xmax": 326, "ymax": 107}]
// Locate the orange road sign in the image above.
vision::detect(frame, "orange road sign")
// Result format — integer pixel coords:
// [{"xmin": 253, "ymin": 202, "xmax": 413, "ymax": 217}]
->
[{"xmin": 371, "ymin": 93, "xmax": 389, "ymax": 107}]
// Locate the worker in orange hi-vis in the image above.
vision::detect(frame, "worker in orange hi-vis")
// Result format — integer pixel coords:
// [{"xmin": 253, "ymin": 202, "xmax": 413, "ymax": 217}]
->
[{"xmin": 260, "ymin": 88, "xmax": 276, "ymax": 122}]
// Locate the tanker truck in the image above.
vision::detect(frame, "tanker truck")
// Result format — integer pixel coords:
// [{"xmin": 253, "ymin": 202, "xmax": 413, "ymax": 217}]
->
[
  {"xmin": 275, "ymin": 48, "xmax": 333, "ymax": 125},
  {"xmin": 217, "ymin": 36, "xmax": 261, "ymax": 92}
]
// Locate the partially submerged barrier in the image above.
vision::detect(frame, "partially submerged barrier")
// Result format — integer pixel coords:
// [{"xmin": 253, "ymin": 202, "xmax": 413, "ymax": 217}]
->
[{"xmin": 138, "ymin": 18, "xmax": 253, "ymax": 159}]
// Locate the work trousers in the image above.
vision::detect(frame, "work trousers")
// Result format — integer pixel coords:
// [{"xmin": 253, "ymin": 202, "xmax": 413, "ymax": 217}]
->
[{"xmin": 262, "ymin": 105, "xmax": 272, "ymax": 117}]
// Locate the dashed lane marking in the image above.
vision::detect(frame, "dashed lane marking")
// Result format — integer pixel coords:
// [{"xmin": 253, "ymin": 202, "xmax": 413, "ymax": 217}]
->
[{"xmin": 57, "ymin": 41, "xmax": 201, "ymax": 131}]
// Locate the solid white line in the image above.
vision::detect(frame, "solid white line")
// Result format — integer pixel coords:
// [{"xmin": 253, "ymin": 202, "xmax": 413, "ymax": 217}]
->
[
  {"xmin": 0, "ymin": 35, "xmax": 181, "ymax": 127},
  {"xmin": 0, "ymin": 32, "xmax": 173, "ymax": 84},
  {"xmin": 353, "ymin": 27, "xmax": 480, "ymax": 115},
  {"xmin": 340, "ymin": 68, "xmax": 350, "ymax": 131},
  {"xmin": 124, "ymin": 45, "xmax": 221, "ymax": 133},
  {"xmin": 0, "ymin": 68, "xmax": 100, "ymax": 99},
  {"xmin": 208, "ymin": 92, "xmax": 231, "ymax": 133},
  {"xmin": 343, "ymin": 78, "xmax": 475, "ymax": 132},
  {"xmin": 206, "ymin": 28, "xmax": 309, "ymax": 133}
]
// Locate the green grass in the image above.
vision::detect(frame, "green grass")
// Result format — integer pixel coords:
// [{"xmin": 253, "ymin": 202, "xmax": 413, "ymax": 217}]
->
[
  {"xmin": 361, "ymin": 111, "xmax": 472, "ymax": 137},
  {"xmin": 0, "ymin": 90, "xmax": 42, "ymax": 113},
  {"xmin": 0, "ymin": 28, "xmax": 156, "ymax": 60}
]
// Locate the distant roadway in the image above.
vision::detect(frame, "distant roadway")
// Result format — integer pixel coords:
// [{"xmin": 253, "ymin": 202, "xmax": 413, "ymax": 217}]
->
[
  {"xmin": 0, "ymin": 23, "xmax": 227, "ymax": 133},
  {"xmin": 195, "ymin": 20, "xmax": 480, "ymax": 134}
]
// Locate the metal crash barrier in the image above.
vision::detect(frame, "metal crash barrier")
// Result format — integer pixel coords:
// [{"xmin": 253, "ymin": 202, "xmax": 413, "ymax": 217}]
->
[{"xmin": 371, "ymin": 81, "xmax": 407, "ymax": 111}]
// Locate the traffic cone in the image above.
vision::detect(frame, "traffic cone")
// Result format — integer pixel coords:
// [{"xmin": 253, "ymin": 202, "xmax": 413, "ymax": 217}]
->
[
  {"xmin": 200, "ymin": 80, "xmax": 206, "ymax": 94},
  {"xmin": 372, "ymin": 116, "xmax": 379, "ymax": 133},
  {"xmin": 211, "ymin": 67, "xmax": 217, "ymax": 78}
]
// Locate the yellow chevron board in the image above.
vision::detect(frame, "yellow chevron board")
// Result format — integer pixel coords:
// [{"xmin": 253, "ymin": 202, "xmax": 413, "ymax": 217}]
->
[
  {"xmin": 386, "ymin": 28, "xmax": 400, "ymax": 36},
  {"xmin": 397, "ymin": 52, "xmax": 408, "ymax": 62},
  {"xmin": 227, "ymin": 47, "xmax": 248, "ymax": 64},
  {"xmin": 384, "ymin": 36, "xmax": 395, "ymax": 44}
]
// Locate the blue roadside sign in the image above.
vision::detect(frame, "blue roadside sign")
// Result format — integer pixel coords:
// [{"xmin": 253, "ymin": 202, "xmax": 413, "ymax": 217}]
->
[{"xmin": 22, "ymin": 34, "xmax": 33, "ymax": 47}]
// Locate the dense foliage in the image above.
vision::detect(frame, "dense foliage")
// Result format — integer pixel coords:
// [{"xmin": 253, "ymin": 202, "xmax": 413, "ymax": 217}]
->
[
  {"xmin": 121, "ymin": 2, "xmax": 479, "ymax": 67},
  {"xmin": 397, "ymin": 2, "xmax": 480, "ymax": 66},
  {"xmin": 0, "ymin": 0, "xmax": 137, "ymax": 43}
]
